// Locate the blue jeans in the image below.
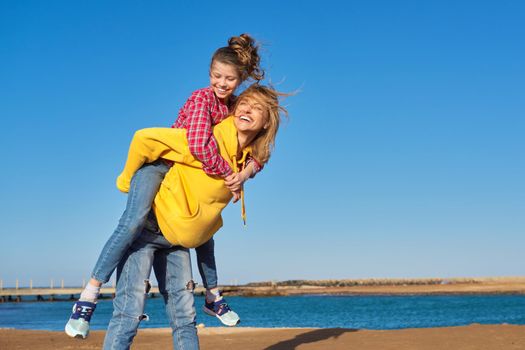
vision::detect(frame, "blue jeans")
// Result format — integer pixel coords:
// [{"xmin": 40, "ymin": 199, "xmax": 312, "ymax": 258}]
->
[
  {"xmin": 92, "ymin": 161, "xmax": 169, "ymax": 283},
  {"xmin": 195, "ymin": 238, "xmax": 217, "ymax": 289},
  {"xmin": 91, "ymin": 160, "xmax": 219, "ymax": 290},
  {"xmin": 103, "ymin": 217, "xmax": 199, "ymax": 350}
]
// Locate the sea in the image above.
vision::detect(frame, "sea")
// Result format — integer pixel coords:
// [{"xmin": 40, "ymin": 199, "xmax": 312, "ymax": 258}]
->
[{"xmin": 1, "ymin": 294, "xmax": 524, "ymax": 331}]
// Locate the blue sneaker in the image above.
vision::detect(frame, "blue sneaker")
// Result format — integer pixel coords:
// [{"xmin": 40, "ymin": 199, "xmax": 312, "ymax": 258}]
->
[
  {"xmin": 65, "ymin": 301, "xmax": 96, "ymax": 339},
  {"xmin": 203, "ymin": 297, "xmax": 240, "ymax": 326}
]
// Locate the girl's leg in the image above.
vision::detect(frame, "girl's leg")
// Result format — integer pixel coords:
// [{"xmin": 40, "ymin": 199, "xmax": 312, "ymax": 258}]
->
[
  {"xmin": 91, "ymin": 160, "xmax": 169, "ymax": 285},
  {"xmin": 195, "ymin": 238, "xmax": 240, "ymax": 326},
  {"xmin": 195, "ymin": 238, "xmax": 218, "ymax": 290},
  {"xmin": 66, "ymin": 160, "xmax": 169, "ymax": 339}
]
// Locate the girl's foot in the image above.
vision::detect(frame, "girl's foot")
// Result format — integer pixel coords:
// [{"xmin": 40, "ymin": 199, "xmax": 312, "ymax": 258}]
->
[
  {"xmin": 203, "ymin": 297, "xmax": 240, "ymax": 326},
  {"xmin": 65, "ymin": 301, "xmax": 97, "ymax": 339}
]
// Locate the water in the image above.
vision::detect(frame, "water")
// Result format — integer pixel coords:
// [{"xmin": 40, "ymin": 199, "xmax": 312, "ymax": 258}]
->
[{"xmin": 1, "ymin": 295, "xmax": 524, "ymax": 331}]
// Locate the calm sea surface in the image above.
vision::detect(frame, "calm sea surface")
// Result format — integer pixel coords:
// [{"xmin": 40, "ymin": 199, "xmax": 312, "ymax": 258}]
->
[{"xmin": 1, "ymin": 295, "xmax": 524, "ymax": 331}]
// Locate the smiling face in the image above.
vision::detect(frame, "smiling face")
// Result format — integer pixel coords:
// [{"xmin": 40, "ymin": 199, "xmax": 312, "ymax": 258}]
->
[
  {"xmin": 233, "ymin": 94, "xmax": 269, "ymax": 135},
  {"xmin": 209, "ymin": 60, "xmax": 241, "ymax": 103}
]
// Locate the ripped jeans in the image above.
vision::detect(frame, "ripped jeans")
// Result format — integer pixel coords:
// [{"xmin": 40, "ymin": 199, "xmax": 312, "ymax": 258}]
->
[
  {"xmin": 91, "ymin": 160, "xmax": 218, "ymax": 291},
  {"xmin": 103, "ymin": 215, "xmax": 199, "ymax": 350}
]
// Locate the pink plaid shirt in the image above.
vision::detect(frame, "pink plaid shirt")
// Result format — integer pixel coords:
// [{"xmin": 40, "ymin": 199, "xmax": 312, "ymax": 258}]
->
[{"xmin": 172, "ymin": 87, "xmax": 234, "ymax": 177}]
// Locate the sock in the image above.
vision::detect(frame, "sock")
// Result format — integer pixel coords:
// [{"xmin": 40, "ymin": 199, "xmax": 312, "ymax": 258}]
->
[
  {"xmin": 79, "ymin": 283, "xmax": 101, "ymax": 303},
  {"xmin": 206, "ymin": 288, "xmax": 221, "ymax": 303}
]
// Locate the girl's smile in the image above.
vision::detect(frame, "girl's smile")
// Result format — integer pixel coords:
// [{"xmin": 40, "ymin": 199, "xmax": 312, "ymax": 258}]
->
[{"xmin": 209, "ymin": 61, "xmax": 240, "ymax": 102}]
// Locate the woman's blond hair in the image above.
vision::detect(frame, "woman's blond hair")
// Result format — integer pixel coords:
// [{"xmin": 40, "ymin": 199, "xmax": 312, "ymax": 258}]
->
[
  {"xmin": 236, "ymin": 84, "xmax": 289, "ymax": 165},
  {"xmin": 211, "ymin": 34, "xmax": 264, "ymax": 83}
]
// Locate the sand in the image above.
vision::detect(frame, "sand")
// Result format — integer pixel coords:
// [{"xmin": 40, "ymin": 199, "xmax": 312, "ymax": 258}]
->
[{"xmin": 1, "ymin": 325, "xmax": 524, "ymax": 350}]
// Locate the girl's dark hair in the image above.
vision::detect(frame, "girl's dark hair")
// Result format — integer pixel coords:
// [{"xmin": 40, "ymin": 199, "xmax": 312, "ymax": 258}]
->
[{"xmin": 211, "ymin": 34, "xmax": 264, "ymax": 82}]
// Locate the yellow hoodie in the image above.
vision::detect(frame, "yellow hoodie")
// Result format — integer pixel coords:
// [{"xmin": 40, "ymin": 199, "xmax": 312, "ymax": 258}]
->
[{"xmin": 116, "ymin": 116, "xmax": 250, "ymax": 248}]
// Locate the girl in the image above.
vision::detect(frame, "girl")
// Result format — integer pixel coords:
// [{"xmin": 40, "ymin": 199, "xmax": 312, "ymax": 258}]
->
[
  {"xmin": 103, "ymin": 84, "xmax": 287, "ymax": 350},
  {"xmin": 66, "ymin": 34, "xmax": 264, "ymax": 339}
]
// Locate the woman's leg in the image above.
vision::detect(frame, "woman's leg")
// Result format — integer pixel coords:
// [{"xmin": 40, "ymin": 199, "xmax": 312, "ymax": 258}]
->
[
  {"xmin": 103, "ymin": 226, "xmax": 170, "ymax": 350},
  {"xmin": 154, "ymin": 243, "xmax": 199, "ymax": 349}
]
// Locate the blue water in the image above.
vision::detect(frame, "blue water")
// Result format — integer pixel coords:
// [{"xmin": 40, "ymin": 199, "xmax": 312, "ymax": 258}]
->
[{"xmin": 1, "ymin": 295, "xmax": 524, "ymax": 331}]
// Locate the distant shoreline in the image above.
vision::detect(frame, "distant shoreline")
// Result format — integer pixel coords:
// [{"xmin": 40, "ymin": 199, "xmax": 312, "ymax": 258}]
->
[
  {"xmin": 2, "ymin": 277, "xmax": 524, "ymax": 302},
  {"xmin": 221, "ymin": 276, "xmax": 525, "ymax": 297}
]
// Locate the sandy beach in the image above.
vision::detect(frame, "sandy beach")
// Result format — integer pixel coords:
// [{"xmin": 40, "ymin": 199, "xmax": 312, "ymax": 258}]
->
[
  {"xmin": 2, "ymin": 279, "xmax": 524, "ymax": 349},
  {"xmin": 1, "ymin": 325, "xmax": 525, "ymax": 350}
]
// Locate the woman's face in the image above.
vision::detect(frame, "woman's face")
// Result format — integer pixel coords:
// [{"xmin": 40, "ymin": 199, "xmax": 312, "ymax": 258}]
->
[
  {"xmin": 209, "ymin": 61, "xmax": 241, "ymax": 102},
  {"xmin": 233, "ymin": 94, "xmax": 269, "ymax": 135}
]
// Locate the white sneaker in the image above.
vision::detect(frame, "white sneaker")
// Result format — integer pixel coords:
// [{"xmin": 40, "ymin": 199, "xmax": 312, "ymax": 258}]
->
[{"xmin": 203, "ymin": 298, "xmax": 240, "ymax": 326}]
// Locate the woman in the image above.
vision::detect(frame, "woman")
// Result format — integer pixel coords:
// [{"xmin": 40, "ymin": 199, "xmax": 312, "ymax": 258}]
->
[{"xmin": 103, "ymin": 84, "xmax": 287, "ymax": 350}]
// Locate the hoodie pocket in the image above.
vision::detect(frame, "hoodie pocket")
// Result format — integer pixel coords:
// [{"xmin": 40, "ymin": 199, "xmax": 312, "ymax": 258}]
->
[{"xmin": 160, "ymin": 201, "xmax": 223, "ymax": 248}]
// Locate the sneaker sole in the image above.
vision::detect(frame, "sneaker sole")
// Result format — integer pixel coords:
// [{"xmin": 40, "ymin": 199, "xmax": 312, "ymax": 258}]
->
[
  {"xmin": 65, "ymin": 323, "xmax": 88, "ymax": 339},
  {"xmin": 202, "ymin": 305, "xmax": 217, "ymax": 317}
]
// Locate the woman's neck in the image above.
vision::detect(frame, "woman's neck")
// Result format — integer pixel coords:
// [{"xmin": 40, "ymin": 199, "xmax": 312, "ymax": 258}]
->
[{"xmin": 237, "ymin": 131, "xmax": 256, "ymax": 151}]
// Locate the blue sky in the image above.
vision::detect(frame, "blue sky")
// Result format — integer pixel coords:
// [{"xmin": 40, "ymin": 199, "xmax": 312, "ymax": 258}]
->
[{"xmin": 1, "ymin": 0, "xmax": 524, "ymax": 287}]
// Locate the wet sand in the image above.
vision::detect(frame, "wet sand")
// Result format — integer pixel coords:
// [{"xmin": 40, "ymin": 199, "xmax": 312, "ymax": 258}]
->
[{"xmin": 1, "ymin": 324, "xmax": 524, "ymax": 350}]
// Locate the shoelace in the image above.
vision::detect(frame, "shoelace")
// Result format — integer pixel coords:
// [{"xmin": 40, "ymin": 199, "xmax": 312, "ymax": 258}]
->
[
  {"xmin": 232, "ymin": 156, "xmax": 247, "ymax": 225},
  {"xmin": 215, "ymin": 301, "xmax": 232, "ymax": 316},
  {"xmin": 74, "ymin": 303, "xmax": 95, "ymax": 321}
]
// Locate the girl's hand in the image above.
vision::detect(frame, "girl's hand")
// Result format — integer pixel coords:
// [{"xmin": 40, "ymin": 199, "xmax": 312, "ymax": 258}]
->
[
  {"xmin": 231, "ymin": 190, "xmax": 241, "ymax": 203},
  {"xmin": 225, "ymin": 172, "xmax": 248, "ymax": 193},
  {"xmin": 225, "ymin": 162, "xmax": 256, "ymax": 191}
]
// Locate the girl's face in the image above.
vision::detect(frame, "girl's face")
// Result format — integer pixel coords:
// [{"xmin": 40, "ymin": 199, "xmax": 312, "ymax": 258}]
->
[
  {"xmin": 209, "ymin": 61, "xmax": 241, "ymax": 102},
  {"xmin": 233, "ymin": 94, "xmax": 269, "ymax": 135}
]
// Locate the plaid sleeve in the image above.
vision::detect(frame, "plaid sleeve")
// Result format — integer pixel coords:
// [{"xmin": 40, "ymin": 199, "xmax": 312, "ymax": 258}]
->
[
  {"xmin": 184, "ymin": 95, "xmax": 233, "ymax": 177},
  {"xmin": 246, "ymin": 155, "xmax": 263, "ymax": 178}
]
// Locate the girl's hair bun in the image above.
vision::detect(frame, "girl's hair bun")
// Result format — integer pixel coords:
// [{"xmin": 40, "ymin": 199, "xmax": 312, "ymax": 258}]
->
[{"xmin": 212, "ymin": 33, "xmax": 264, "ymax": 82}]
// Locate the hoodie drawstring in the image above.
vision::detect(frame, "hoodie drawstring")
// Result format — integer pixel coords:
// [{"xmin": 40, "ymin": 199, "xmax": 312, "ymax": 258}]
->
[{"xmin": 232, "ymin": 156, "xmax": 246, "ymax": 225}]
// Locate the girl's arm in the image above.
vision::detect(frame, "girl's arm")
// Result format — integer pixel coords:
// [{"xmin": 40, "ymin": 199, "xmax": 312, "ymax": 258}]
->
[
  {"xmin": 245, "ymin": 156, "xmax": 263, "ymax": 178},
  {"xmin": 183, "ymin": 91, "xmax": 233, "ymax": 177}
]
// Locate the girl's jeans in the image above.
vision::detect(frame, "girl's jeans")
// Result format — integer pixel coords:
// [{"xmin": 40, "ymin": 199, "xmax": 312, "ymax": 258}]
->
[
  {"xmin": 103, "ymin": 221, "xmax": 199, "ymax": 350},
  {"xmin": 91, "ymin": 160, "xmax": 219, "ymax": 289}
]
